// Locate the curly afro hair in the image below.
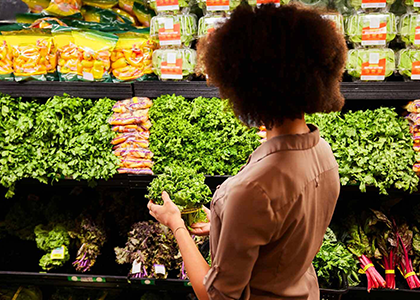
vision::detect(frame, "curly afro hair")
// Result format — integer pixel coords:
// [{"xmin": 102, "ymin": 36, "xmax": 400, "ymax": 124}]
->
[{"xmin": 202, "ymin": 4, "xmax": 347, "ymax": 129}]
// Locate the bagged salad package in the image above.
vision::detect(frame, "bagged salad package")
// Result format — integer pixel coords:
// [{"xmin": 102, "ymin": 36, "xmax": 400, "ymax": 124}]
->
[
  {"xmin": 246, "ymin": 0, "xmax": 290, "ymax": 8},
  {"xmin": 52, "ymin": 26, "xmax": 80, "ymax": 81},
  {"xmin": 397, "ymin": 48, "xmax": 420, "ymax": 80},
  {"xmin": 347, "ymin": 0, "xmax": 395, "ymax": 12},
  {"xmin": 111, "ymin": 32, "xmax": 157, "ymax": 82},
  {"xmin": 321, "ymin": 13, "xmax": 345, "ymax": 34},
  {"xmin": 404, "ymin": 0, "xmax": 420, "ymax": 13},
  {"xmin": 198, "ymin": 13, "xmax": 227, "ymax": 38},
  {"xmin": 22, "ymin": 0, "xmax": 51, "ymax": 13},
  {"xmin": 346, "ymin": 48, "xmax": 396, "ymax": 81},
  {"xmin": 73, "ymin": 30, "xmax": 118, "ymax": 82},
  {"xmin": 399, "ymin": 13, "xmax": 420, "ymax": 47},
  {"xmin": 149, "ymin": 0, "xmax": 195, "ymax": 13},
  {"xmin": 198, "ymin": 0, "xmax": 241, "ymax": 13},
  {"xmin": 152, "ymin": 48, "xmax": 197, "ymax": 80},
  {"xmin": 3, "ymin": 29, "xmax": 57, "ymax": 82},
  {"xmin": 150, "ymin": 13, "xmax": 197, "ymax": 48},
  {"xmin": 296, "ymin": 0, "xmax": 330, "ymax": 9},
  {"xmin": 346, "ymin": 13, "xmax": 397, "ymax": 47},
  {"xmin": 44, "ymin": 0, "xmax": 82, "ymax": 16}
]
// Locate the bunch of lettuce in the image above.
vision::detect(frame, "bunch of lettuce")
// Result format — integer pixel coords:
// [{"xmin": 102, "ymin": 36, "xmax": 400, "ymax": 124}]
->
[
  {"xmin": 152, "ymin": 49, "xmax": 197, "ymax": 80},
  {"xmin": 346, "ymin": 13, "xmax": 397, "ymax": 44},
  {"xmin": 313, "ymin": 228, "xmax": 360, "ymax": 289},
  {"xmin": 114, "ymin": 221, "xmax": 181, "ymax": 279},
  {"xmin": 399, "ymin": 14, "xmax": 420, "ymax": 47},
  {"xmin": 150, "ymin": 14, "xmax": 197, "ymax": 47},
  {"xmin": 346, "ymin": 49, "xmax": 396, "ymax": 80},
  {"xmin": 149, "ymin": 95, "xmax": 260, "ymax": 175},
  {"xmin": 398, "ymin": 48, "xmax": 420, "ymax": 78},
  {"xmin": 307, "ymin": 108, "xmax": 418, "ymax": 194}
]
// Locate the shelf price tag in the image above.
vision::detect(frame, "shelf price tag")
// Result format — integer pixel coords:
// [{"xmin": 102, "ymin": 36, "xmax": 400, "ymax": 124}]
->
[
  {"xmin": 184, "ymin": 281, "xmax": 192, "ymax": 287},
  {"xmin": 161, "ymin": 52, "xmax": 183, "ymax": 80},
  {"xmin": 140, "ymin": 279, "xmax": 156, "ymax": 285},
  {"xmin": 132, "ymin": 260, "xmax": 142, "ymax": 274},
  {"xmin": 415, "ymin": 0, "xmax": 420, "ymax": 7},
  {"xmin": 206, "ymin": 0, "xmax": 229, "ymax": 11},
  {"xmin": 362, "ymin": 0, "xmax": 386, "ymax": 9},
  {"xmin": 361, "ymin": 53, "xmax": 386, "ymax": 81},
  {"xmin": 156, "ymin": 0, "xmax": 179, "ymax": 11},
  {"xmin": 158, "ymin": 18, "xmax": 181, "ymax": 46},
  {"xmin": 412, "ymin": 61, "xmax": 420, "ymax": 80},
  {"xmin": 51, "ymin": 246, "xmax": 65, "ymax": 260},
  {"xmin": 362, "ymin": 16, "xmax": 387, "ymax": 46},
  {"xmin": 67, "ymin": 276, "xmax": 106, "ymax": 283},
  {"xmin": 154, "ymin": 264, "xmax": 166, "ymax": 275}
]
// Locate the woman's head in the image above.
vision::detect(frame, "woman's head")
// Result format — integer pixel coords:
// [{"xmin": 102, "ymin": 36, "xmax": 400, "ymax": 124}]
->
[{"xmin": 202, "ymin": 4, "xmax": 347, "ymax": 129}]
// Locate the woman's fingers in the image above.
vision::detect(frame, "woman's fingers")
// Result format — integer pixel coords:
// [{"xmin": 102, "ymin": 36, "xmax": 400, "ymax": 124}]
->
[{"xmin": 162, "ymin": 191, "xmax": 172, "ymax": 203}]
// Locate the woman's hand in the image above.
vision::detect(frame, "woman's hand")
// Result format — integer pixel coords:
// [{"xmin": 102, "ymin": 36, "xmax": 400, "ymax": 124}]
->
[
  {"xmin": 147, "ymin": 191, "xmax": 185, "ymax": 231},
  {"xmin": 189, "ymin": 206, "xmax": 211, "ymax": 236}
]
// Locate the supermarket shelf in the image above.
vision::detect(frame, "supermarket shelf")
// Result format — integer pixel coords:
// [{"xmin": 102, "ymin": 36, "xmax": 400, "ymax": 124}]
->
[
  {"xmin": 348, "ymin": 286, "xmax": 420, "ymax": 294},
  {"xmin": 0, "ymin": 271, "xmax": 193, "ymax": 291},
  {"xmin": 0, "ymin": 81, "xmax": 133, "ymax": 100},
  {"xmin": 2, "ymin": 81, "xmax": 420, "ymax": 100}
]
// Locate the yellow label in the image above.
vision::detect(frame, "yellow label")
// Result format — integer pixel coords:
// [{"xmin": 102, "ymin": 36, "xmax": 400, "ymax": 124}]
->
[
  {"xmin": 51, "ymin": 245, "xmax": 66, "ymax": 260},
  {"xmin": 385, "ymin": 270, "xmax": 395, "ymax": 274},
  {"xmin": 404, "ymin": 271, "xmax": 416, "ymax": 279}
]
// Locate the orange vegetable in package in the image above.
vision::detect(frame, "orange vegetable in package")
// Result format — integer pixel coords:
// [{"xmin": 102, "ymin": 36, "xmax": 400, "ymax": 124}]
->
[
  {"xmin": 22, "ymin": 0, "xmax": 51, "ymax": 13},
  {"xmin": 44, "ymin": 0, "xmax": 82, "ymax": 16},
  {"xmin": 0, "ymin": 36, "xmax": 13, "ymax": 81},
  {"xmin": 52, "ymin": 27, "xmax": 80, "ymax": 81},
  {"xmin": 4, "ymin": 30, "xmax": 56, "ymax": 81},
  {"xmin": 111, "ymin": 32, "xmax": 157, "ymax": 82}
]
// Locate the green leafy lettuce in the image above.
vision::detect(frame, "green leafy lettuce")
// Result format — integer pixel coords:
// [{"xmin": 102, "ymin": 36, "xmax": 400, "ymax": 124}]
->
[
  {"xmin": 150, "ymin": 14, "xmax": 197, "ymax": 47},
  {"xmin": 398, "ymin": 48, "xmax": 420, "ymax": 78},
  {"xmin": 346, "ymin": 49, "xmax": 395, "ymax": 80},
  {"xmin": 399, "ymin": 14, "xmax": 420, "ymax": 47},
  {"xmin": 347, "ymin": 13, "xmax": 396, "ymax": 44},
  {"xmin": 152, "ymin": 49, "xmax": 197, "ymax": 80}
]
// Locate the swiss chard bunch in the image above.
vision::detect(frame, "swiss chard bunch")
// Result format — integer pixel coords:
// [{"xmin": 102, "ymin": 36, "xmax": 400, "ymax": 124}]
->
[
  {"xmin": 114, "ymin": 221, "xmax": 181, "ymax": 279},
  {"xmin": 34, "ymin": 224, "xmax": 71, "ymax": 271}
]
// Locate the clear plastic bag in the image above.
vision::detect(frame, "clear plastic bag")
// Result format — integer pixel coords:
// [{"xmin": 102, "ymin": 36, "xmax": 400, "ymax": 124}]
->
[
  {"xmin": 152, "ymin": 48, "xmax": 197, "ymax": 80},
  {"xmin": 44, "ymin": 0, "xmax": 82, "ymax": 16},
  {"xmin": 149, "ymin": 0, "xmax": 195, "ymax": 13},
  {"xmin": 348, "ymin": 0, "xmax": 395, "ymax": 12},
  {"xmin": 112, "ymin": 97, "xmax": 153, "ymax": 112},
  {"xmin": 198, "ymin": 13, "xmax": 228, "ymax": 38},
  {"xmin": 21, "ymin": 0, "xmax": 51, "ymax": 13},
  {"xmin": 346, "ymin": 48, "xmax": 395, "ymax": 81},
  {"xmin": 0, "ymin": 36, "xmax": 14, "ymax": 81},
  {"xmin": 197, "ymin": 0, "xmax": 241, "ymax": 13},
  {"xmin": 399, "ymin": 13, "xmax": 420, "ymax": 47},
  {"xmin": 321, "ymin": 13, "xmax": 345, "ymax": 34},
  {"xmin": 346, "ymin": 13, "xmax": 397, "ymax": 47},
  {"xmin": 398, "ymin": 48, "xmax": 420, "ymax": 80},
  {"xmin": 246, "ymin": 0, "xmax": 290, "ymax": 8}
]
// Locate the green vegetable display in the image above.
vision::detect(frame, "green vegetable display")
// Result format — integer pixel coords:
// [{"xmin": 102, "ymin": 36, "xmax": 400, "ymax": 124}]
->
[
  {"xmin": 198, "ymin": 14, "xmax": 227, "ymax": 38},
  {"xmin": 149, "ymin": 95, "xmax": 260, "ymax": 175},
  {"xmin": 150, "ymin": 14, "xmax": 197, "ymax": 47},
  {"xmin": 404, "ymin": 0, "xmax": 420, "ymax": 12},
  {"xmin": 149, "ymin": 0, "xmax": 194, "ymax": 12},
  {"xmin": 34, "ymin": 224, "xmax": 71, "ymax": 271},
  {"xmin": 246, "ymin": 0, "xmax": 290, "ymax": 6},
  {"xmin": 398, "ymin": 48, "xmax": 420, "ymax": 79},
  {"xmin": 297, "ymin": 0, "xmax": 330, "ymax": 8},
  {"xmin": 321, "ymin": 13, "xmax": 345, "ymax": 34},
  {"xmin": 307, "ymin": 108, "xmax": 419, "ymax": 194},
  {"xmin": 197, "ymin": 0, "xmax": 241, "ymax": 12},
  {"xmin": 399, "ymin": 13, "xmax": 420, "ymax": 47},
  {"xmin": 313, "ymin": 228, "xmax": 360, "ymax": 289},
  {"xmin": 346, "ymin": 13, "xmax": 397, "ymax": 45},
  {"xmin": 0, "ymin": 94, "xmax": 119, "ymax": 198},
  {"xmin": 346, "ymin": 49, "xmax": 395, "ymax": 80},
  {"xmin": 152, "ymin": 49, "xmax": 197, "ymax": 80},
  {"xmin": 348, "ymin": 0, "xmax": 396, "ymax": 11}
]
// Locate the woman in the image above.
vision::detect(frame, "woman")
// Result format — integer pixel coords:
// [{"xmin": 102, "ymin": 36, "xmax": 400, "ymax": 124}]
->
[{"xmin": 147, "ymin": 3, "xmax": 347, "ymax": 300}]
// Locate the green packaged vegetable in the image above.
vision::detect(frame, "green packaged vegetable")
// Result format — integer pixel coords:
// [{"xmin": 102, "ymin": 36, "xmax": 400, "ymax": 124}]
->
[
  {"xmin": 152, "ymin": 48, "xmax": 197, "ymax": 80},
  {"xmin": 198, "ymin": 13, "xmax": 227, "ymax": 38},
  {"xmin": 398, "ymin": 48, "xmax": 420, "ymax": 80},
  {"xmin": 297, "ymin": 0, "xmax": 330, "ymax": 9},
  {"xmin": 149, "ymin": 0, "xmax": 194, "ymax": 12},
  {"xmin": 399, "ymin": 13, "xmax": 420, "ymax": 47},
  {"xmin": 404, "ymin": 0, "xmax": 420, "ymax": 13},
  {"xmin": 198, "ymin": 0, "xmax": 241, "ymax": 13},
  {"xmin": 348, "ymin": 0, "xmax": 396, "ymax": 12},
  {"xmin": 246, "ymin": 0, "xmax": 290, "ymax": 7},
  {"xmin": 321, "ymin": 13, "xmax": 345, "ymax": 34},
  {"xmin": 347, "ymin": 48, "xmax": 395, "ymax": 81},
  {"xmin": 347, "ymin": 13, "xmax": 397, "ymax": 46},
  {"xmin": 150, "ymin": 13, "xmax": 197, "ymax": 47}
]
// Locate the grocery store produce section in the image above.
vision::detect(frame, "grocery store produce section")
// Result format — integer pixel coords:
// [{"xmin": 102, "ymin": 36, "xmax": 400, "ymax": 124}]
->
[{"xmin": 2, "ymin": 0, "xmax": 420, "ymax": 300}]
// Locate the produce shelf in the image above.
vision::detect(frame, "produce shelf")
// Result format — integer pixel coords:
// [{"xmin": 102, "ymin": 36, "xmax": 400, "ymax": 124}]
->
[
  {"xmin": 0, "ymin": 271, "xmax": 193, "ymax": 291},
  {"xmin": 2, "ymin": 81, "xmax": 420, "ymax": 100}
]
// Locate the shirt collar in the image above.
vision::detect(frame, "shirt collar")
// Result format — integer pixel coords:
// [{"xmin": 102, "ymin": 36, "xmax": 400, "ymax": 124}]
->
[{"xmin": 249, "ymin": 124, "xmax": 320, "ymax": 163}]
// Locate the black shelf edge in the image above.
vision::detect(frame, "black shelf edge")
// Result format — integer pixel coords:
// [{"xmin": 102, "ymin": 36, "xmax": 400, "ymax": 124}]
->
[
  {"xmin": 349, "ymin": 286, "xmax": 420, "ymax": 294},
  {"xmin": 2, "ymin": 81, "xmax": 420, "ymax": 100},
  {"xmin": 0, "ymin": 271, "xmax": 193, "ymax": 291}
]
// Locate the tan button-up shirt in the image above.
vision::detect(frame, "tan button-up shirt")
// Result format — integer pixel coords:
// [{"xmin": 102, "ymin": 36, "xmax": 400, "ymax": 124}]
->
[{"xmin": 203, "ymin": 124, "xmax": 340, "ymax": 300}]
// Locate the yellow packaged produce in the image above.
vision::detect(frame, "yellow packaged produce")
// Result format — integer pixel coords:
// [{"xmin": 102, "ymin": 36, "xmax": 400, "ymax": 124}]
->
[
  {"xmin": 52, "ymin": 27, "xmax": 80, "ymax": 81},
  {"xmin": 111, "ymin": 32, "xmax": 157, "ymax": 82},
  {"xmin": 112, "ymin": 8, "xmax": 137, "ymax": 25},
  {"xmin": 21, "ymin": 0, "xmax": 51, "ymax": 13},
  {"xmin": 72, "ymin": 30, "xmax": 118, "ymax": 82},
  {"xmin": 44, "ymin": 0, "xmax": 82, "ymax": 16},
  {"xmin": 0, "ymin": 36, "xmax": 13, "ymax": 81},
  {"xmin": 83, "ymin": 0, "xmax": 119, "ymax": 9},
  {"xmin": 30, "ymin": 17, "xmax": 68, "ymax": 29},
  {"xmin": 4, "ymin": 30, "xmax": 56, "ymax": 82},
  {"xmin": 119, "ymin": 0, "xmax": 134, "ymax": 12}
]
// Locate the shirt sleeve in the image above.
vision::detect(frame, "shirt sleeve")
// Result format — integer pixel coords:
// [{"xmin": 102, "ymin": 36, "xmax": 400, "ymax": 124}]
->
[{"xmin": 203, "ymin": 180, "xmax": 277, "ymax": 300}]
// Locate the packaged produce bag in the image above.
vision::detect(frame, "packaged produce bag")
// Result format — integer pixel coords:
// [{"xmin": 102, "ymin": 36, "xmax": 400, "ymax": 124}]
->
[
  {"xmin": 132, "ymin": 2, "xmax": 155, "ymax": 27},
  {"xmin": 83, "ymin": 0, "xmax": 119, "ymax": 9},
  {"xmin": 404, "ymin": 0, "xmax": 420, "ymax": 13},
  {"xmin": 197, "ymin": 0, "xmax": 241, "ymax": 12},
  {"xmin": 346, "ymin": 13, "xmax": 397, "ymax": 47},
  {"xmin": 73, "ymin": 30, "xmax": 118, "ymax": 82},
  {"xmin": 321, "ymin": 13, "xmax": 345, "ymax": 34},
  {"xmin": 0, "ymin": 36, "xmax": 13, "ymax": 81},
  {"xmin": 112, "ymin": 8, "xmax": 138, "ymax": 25},
  {"xmin": 152, "ymin": 48, "xmax": 197, "ymax": 80},
  {"xmin": 22, "ymin": 0, "xmax": 51, "ymax": 13},
  {"xmin": 149, "ymin": 0, "xmax": 194, "ymax": 13},
  {"xmin": 29, "ymin": 17, "xmax": 68, "ymax": 29},
  {"xmin": 348, "ymin": 0, "xmax": 395, "ymax": 12},
  {"xmin": 81, "ymin": 5, "xmax": 132, "ymax": 24},
  {"xmin": 111, "ymin": 32, "xmax": 157, "ymax": 82},
  {"xmin": 52, "ymin": 27, "xmax": 80, "ymax": 81},
  {"xmin": 150, "ymin": 13, "xmax": 197, "ymax": 47},
  {"xmin": 398, "ymin": 49, "xmax": 420, "ymax": 80},
  {"xmin": 198, "ymin": 13, "xmax": 227, "ymax": 38},
  {"xmin": 44, "ymin": 0, "xmax": 82, "ymax": 16},
  {"xmin": 347, "ymin": 48, "xmax": 395, "ymax": 81},
  {"xmin": 399, "ymin": 14, "xmax": 420, "ymax": 48},
  {"xmin": 246, "ymin": 0, "xmax": 290, "ymax": 7},
  {"xmin": 4, "ymin": 30, "xmax": 57, "ymax": 82},
  {"xmin": 119, "ymin": 0, "xmax": 135, "ymax": 12}
]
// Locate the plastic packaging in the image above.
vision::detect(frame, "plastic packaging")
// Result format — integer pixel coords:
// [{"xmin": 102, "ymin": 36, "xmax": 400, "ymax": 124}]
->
[
  {"xmin": 119, "ymin": 159, "xmax": 154, "ymax": 168},
  {"xmin": 152, "ymin": 48, "xmax": 196, "ymax": 80},
  {"xmin": 347, "ymin": 0, "xmax": 396, "ymax": 12},
  {"xmin": 112, "ymin": 8, "xmax": 138, "ymax": 24},
  {"xmin": 111, "ymin": 33, "xmax": 157, "ymax": 82},
  {"xmin": 112, "ymin": 132, "xmax": 150, "ymax": 145},
  {"xmin": 73, "ymin": 30, "xmax": 118, "ymax": 82},
  {"xmin": 149, "ymin": 0, "xmax": 194, "ymax": 13},
  {"xmin": 246, "ymin": 0, "xmax": 290, "ymax": 7},
  {"xmin": 346, "ymin": 13, "xmax": 397, "ymax": 47},
  {"xmin": 119, "ymin": 0, "xmax": 135, "ymax": 12},
  {"xmin": 114, "ymin": 147, "xmax": 154, "ymax": 158},
  {"xmin": 113, "ymin": 139, "xmax": 150, "ymax": 149},
  {"xmin": 346, "ymin": 48, "xmax": 395, "ymax": 81},
  {"xmin": 198, "ymin": 0, "xmax": 241, "ymax": 12},
  {"xmin": 29, "ymin": 17, "xmax": 68, "ymax": 29},
  {"xmin": 150, "ymin": 14, "xmax": 197, "ymax": 48},
  {"xmin": 112, "ymin": 97, "xmax": 153, "ymax": 112},
  {"xmin": 112, "ymin": 124, "xmax": 149, "ymax": 132},
  {"xmin": 198, "ymin": 13, "xmax": 227, "ymax": 38},
  {"xmin": 398, "ymin": 48, "xmax": 420, "ymax": 80},
  {"xmin": 0, "ymin": 36, "xmax": 13, "ymax": 81},
  {"xmin": 117, "ymin": 167, "xmax": 154, "ymax": 174},
  {"xmin": 133, "ymin": 2, "xmax": 156, "ymax": 27},
  {"xmin": 81, "ymin": 5, "xmax": 132, "ymax": 24},
  {"xmin": 399, "ymin": 13, "xmax": 420, "ymax": 47},
  {"xmin": 296, "ymin": 0, "xmax": 329, "ymax": 9},
  {"xmin": 21, "ymin": 0, "xmax": 51, "ymax": 13},
  {"xmin": 406, "ymin": 99, "xmax": 420, "ymax": 112},
  {"xmin": 52, "ymin": 27, "xmax": 80, "ymax": 81},
  {"xmin": 321, "ymin": 13, "xmax": 345, "ymax": 34},
  {"xmin": 4, "ymin": 30, "xmax": 57, "ymax": 82},
  {"xmin": 83, "ymin": 0, "xmax": 119, "ymax": 9},
  {"xmin": 44, "ymin": 0, "xmax": 82, "ymax": 16},
  {"xmin": 404, "ymin": 0, "xmax": 420, "ymax": 13}
]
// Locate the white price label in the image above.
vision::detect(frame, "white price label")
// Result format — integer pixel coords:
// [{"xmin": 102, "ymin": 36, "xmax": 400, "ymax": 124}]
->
[
  {"xmin": 369, "ymin": 53, "xmax": 380, "ymax": 64},
  {"xmin": 132, "ymin": 260, "xmax": 141, "ymax": 274},
  {"xmin": 83, "ymin": 72, "xmax": 94, "ymax": 81},
  {"xmin": 154, "ymin": 264, "xmax": 166, "ymax": 275}
]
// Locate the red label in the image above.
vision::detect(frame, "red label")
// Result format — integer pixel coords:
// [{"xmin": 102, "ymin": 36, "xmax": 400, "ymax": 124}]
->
[
  {"xmin": 362, "ymin": 0, "xmax": 386, "ymax": 8},
  {"xmin": 257, "ymin": 0, "xmax": 280, "ymax": 4},
  {"xmin": 206, "ymin": 0, "xmax": 229, "ymax": 10},
  {"xmin": 156, "ymin": 0, "xmax": 179, "ymax": 10},
  {"xmin": 415, "ymin": 0, "xmax": 420, "ymax": 7},
  {"xmin": 415, "ymin": 27, "xmax": 420, "ymax": 45},
  {"xmin": 158, "ymin": 23, "xmax": 181, "ymax": 46},
  {"xmin": 361, "ymin": 58, "xmax": 386, "ymax": 80},
  {"xmin": 412, "ymin": 61, "xmax": 420, "ymax": 80},
  {"xmin": 161, "ymin": 57, "xmax": 183, "ymax": 79},
  {"xmin": 362, "ymin": 22, "xmax": 387, "ymax": 45}
]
